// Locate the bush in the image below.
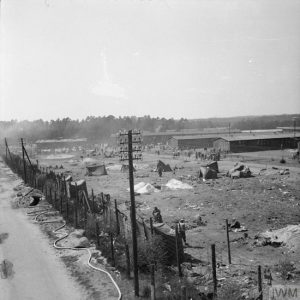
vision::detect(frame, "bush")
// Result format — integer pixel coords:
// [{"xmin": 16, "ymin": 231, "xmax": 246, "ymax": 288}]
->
[{"xmin": 135, "ymin": 235, "xmax": 168, "ymax": 272}]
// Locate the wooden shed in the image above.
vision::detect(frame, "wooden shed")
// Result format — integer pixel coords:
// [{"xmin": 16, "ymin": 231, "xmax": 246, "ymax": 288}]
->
[
  {"xmin": 213, "ymin": 134, "xmax": 300, "ymax": 153},
  {"xmin": 167, "ymin": 135, "xmax": 220, "ymax": 150}
]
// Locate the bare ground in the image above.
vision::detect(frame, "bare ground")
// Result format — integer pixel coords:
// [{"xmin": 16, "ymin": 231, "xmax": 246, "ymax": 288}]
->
[{"xmin": 36, "ymin": 149, "xmax": 300, "ymax": 297}]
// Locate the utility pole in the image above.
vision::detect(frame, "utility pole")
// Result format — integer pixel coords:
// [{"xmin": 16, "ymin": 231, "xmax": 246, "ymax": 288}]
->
[
  {"xmin": 118, "ymin": 129, "xmax": 142, "ymax": 297},
  {"xmin": 21, "ymin": 138, "xmax": 27, "ymax": 184},
  {"xmin": 128, "ymin": 130, "xmax": 139, "ymax": 296}
]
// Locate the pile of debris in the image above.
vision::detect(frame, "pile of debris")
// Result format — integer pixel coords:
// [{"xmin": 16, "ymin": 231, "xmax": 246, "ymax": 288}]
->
[
  {"xmin": 227, "ymin": 162, "xmax": 252, "ymax": 179},
  {"xmin": 127, "ymin": 182, "xmax": 160, "ymax": 194},
  {"xmin": 165, "ymin": 179, "xmax": 193, "ymax": 190},
  {"xmin": 255, "ymin": 225, "xmax": 300, "ymax": 251},
  {"xmin": 12, "ymin": 184, "xmax": 44, "ymax": 208}
]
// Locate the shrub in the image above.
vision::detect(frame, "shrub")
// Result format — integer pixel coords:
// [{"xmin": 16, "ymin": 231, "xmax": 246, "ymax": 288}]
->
[{"xmin": 135, "ymin": 235, "xmax": 168, "ymax": 272}]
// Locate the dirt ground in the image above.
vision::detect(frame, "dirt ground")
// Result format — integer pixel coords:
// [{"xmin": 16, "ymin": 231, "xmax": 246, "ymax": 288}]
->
[{"xmin": 37, "ymin": 149, "xmax": 300, "ymax": 298}]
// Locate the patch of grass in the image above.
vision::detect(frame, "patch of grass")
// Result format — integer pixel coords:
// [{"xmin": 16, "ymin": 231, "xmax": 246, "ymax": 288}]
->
[
  {"xmin": 218, "ymin": 280, "xmax": 245, "ymax": 300},
  {"xmin": 276, "ymin": 257, "xmax": 295, "ymax": 280}
]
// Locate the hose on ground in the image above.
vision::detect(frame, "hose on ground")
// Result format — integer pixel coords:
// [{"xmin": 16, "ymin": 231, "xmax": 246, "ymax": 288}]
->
[{"xmin": 28, "ymin": 208, "xmax": 122, "ymax": 300}]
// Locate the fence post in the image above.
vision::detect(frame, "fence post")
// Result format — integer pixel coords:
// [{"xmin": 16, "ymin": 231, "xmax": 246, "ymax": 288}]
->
[
  {"xmin": 211, "ymin": 244, "xmax": 217, "ymax": 298},
  {"xmin": 74, "ymin": 183, "xmax": 78, "ymax": 228},
  {"xmin": 114, "ymin": 199, "xmax": 120, "ymax": 235},
  {"xmin": 91, "ymin": 189, "xmax": 95, "ymax": 213},
  {"xmin": 110, "ymin": 233, "xmax": 115, "ymax": 267},
  {"xmin": 66, "ymin": 194, "xmax": 69, "ymax": 221},
  {"xmin": 150, "ymin": 217, "xmax": 154, "ymax": 235},
  {"xmin": 258, "ymin": 265, "xmax": 263, "ymax": 300},
  {"xmin": 125, "ymin": 242, "xmax": 131, "ymax": 279},
  {"xmin": 96, "ymin": 222, "xmax": 100, "ymax": 248},
  {"xmin": 84, "ymin": 199, "xmax": 87, "ymax": 230},
  {"xmin": 175, "ymin": 226, "xmax": 183, "ymax": 277},
  {"xmin": 21, "ymin": 138, "xmax": 27, "ymax": 184},
  {"xmin": 49, "ymin": 187, "xmax": 52, "ymax": 205},
  {"xmin": 60, "ymin": 195, "xmax": 63, "ymax": 214},
  {"xmin": 128, "ymin": 130, "xmax": 139, "ymax": 296},
  {"xmin": 142, "ymin": 220, "xmax": 148, "ymax": 240},
  {"xmin": 225, "ymin": 219, "xmax": 231, "ymax": 264},
  {"xmin": 181, "ymin": 286, "xmax": 187, "ymax": 300},
  {"xmin": 54, "ymin": 191, "xmax": 57, "ymax": 209},
  {"xmin": 151, "ymin": 264, "xmax": 156, "ymax": 300}
]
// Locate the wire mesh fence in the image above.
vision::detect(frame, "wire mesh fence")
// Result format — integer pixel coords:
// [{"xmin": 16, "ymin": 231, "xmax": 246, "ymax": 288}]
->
[{"xmin": 2, "ymin": 150, "xmax": 271, "ymax": 299}]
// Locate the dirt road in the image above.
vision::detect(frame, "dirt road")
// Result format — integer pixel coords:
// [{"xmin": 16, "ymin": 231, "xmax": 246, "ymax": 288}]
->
[{"xmin": 0, "ymin": 163, "xmax": 85, "ymax": 300}]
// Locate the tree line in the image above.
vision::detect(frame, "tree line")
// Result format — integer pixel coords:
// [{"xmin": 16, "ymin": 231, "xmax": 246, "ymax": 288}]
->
[{"xmin": 1, "ymin": 114, "xmax": 299, "ymax": 144}]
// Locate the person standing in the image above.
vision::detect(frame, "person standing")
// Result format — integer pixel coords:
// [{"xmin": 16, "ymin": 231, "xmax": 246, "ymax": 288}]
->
[{"xmin": 152, "ymin": 207, "xmax": 163, "ymax": 223}]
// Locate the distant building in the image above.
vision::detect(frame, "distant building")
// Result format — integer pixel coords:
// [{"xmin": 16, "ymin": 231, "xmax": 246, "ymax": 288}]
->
[
  {"xmin": 140, "ymin": 129, "xmax": 241, "ymax": 145},
  {"xmin": 35, "ymin": 138, "xmax": 87, "ymax": 153},
  {"xmin": 241, "ymin": 129, "xmax": 283, "ymax": 133},
  {"xmin": 167, "ymin": 135, "xmax": 221, "ymax": 150},
  {"xmin": 213, "ymin": 134, "xmax": 300, "ymax": 153},
  {"xmin": 277, "ymin": 127, "xmax": 300, "ymax": 133}
]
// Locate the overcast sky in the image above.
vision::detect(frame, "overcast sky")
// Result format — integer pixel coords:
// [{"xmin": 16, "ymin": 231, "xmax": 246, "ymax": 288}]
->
[{"xmin": 0, "ymin": 0, "xmax": 299, "ymax": 121}]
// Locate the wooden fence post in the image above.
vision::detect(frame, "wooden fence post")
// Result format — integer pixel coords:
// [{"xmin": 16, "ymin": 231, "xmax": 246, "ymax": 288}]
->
[
  {"xmin": 66, "ymin": 195, "xmax": 69, "ymax": 220},
  {"xmin": 84, "ymin": 199, "xmax": 87, "ymax": 230},
  {"xmin": 54, "ymin": 191, "xmax": 57, "ymax": 209},
  {"xmin": 110, "ymin": 233, "xmax": 115, "ymax": 267},
  {"xmin": 74, "ymin": 183, "xmax": 78, "ymax": 228},
  {"xmin": 60, "ymin": 195, "xmax": 63, "ymax": 214},
  {"xmin": 115, "ymin": 199, "xmax": 120, "ymax": 235},
  {"xmin": 150, "ymin": 217, "xmax": 154, "ymax": 235},
  {"xmin": 91, "ymin": 189, "xmax": 95, "ymax": 213},
  {"xmin": 142, "ymin": 220, "xmax": 148, "ymax": 240},
  {"xmin": 151, "ymin": 264, "xmax": 156, "ymax": 300},
  {"xmin": 258, "ymin": 265, "xmax": 263, "ymax": 300},
  {"xmin": 125, "ymin": 242, "xmax": 131, "ymax": 279},
  {"xmin": 96, "ymin": 222, "xmax": 100, "ymax": 248},
  {"xmin": 175, "ymin": 226, "xmax": 183, "ymax": 277},
  {"xmin": 225, "ymin": 219, "xmax": 231, "ymax": 264},
  {"xmin": 211, "ymin": 244, "xmax": 217, "ymax": 298},
  {"xmin": 49, "ymin": 187, "xmax": 52, "ymax": 205},
  {"xmin": 181, "ymin": 286, "xmax": 187, "ymax": 300}
]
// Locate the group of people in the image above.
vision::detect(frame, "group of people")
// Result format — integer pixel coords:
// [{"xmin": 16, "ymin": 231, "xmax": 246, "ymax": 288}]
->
[{"xmin": 152, "ymin": 207, "xmax": 188, "ymax": 246}]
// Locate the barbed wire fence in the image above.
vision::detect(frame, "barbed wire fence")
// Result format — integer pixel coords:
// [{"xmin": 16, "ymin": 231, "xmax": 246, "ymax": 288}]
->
[{"xmin": 1, "ymin": 141, "xmax": 271, "ymax": 299}]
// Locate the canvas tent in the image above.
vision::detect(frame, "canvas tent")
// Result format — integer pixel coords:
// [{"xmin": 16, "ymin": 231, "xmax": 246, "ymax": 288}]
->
[
  {"xmin": 86, "ymin": 164, "xmax": 107, "ymax": 176},
  {"xmin": 199, "ymin": 166, "xmax": 218, "ymax": 180},
  {"xmin": 206, "ymin": 161, "xmax": 219, "ymax": 173},
  {"xmin": 156, "ymin": 160, "xmax": 172, "ymax": 172}
]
